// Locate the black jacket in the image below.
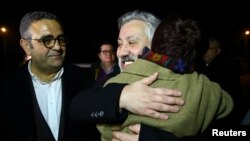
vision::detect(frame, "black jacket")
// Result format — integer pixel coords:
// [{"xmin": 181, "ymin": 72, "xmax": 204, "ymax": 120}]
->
[{"xmin": 0, "ymin": 64, "xmax": 100, "ymax": 141}]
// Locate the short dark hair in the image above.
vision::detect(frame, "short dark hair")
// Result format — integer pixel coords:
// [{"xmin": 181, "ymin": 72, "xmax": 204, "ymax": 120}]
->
[
  {"xmin": 151, "ymin": 16, "xmax": 200, "ymax": 70},
  {"xmin": 19, "ymin": 11, "xmax": 62, "ymax": 39},
  {"xmin": 97, "ymin": 40, "xmax": 114, "ymax": 52}
]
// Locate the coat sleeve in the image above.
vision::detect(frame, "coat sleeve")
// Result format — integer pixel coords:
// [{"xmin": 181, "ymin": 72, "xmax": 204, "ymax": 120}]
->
[{"xmin": 69, "ymin": 83, "xmax": 128, "ymax": 124}]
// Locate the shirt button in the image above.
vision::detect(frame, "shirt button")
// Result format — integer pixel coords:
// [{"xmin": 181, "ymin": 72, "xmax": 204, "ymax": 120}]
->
[{"xmin": 99, "ymin": 111, "xmax": 104, "ymax": 117}]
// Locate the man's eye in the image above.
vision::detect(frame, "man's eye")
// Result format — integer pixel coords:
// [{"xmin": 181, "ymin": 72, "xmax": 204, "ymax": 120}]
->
[
  {"xmin": 42, "ymin": 38, "xmax": 53, "ymax": 44},
  {"xmin": 58, "ymin": 37, "xmax": 66, "ymax": 42},
  {"xmin": 129, "ymin": 41, "xmax": 136, "ymax": 44},
  {"xmin": 43, "ymin": 38, "xmax": 52, "ymax": 41}
]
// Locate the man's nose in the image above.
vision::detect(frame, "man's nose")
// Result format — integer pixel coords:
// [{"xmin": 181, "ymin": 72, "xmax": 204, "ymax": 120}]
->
[
  {"xmin": 119, "ymin": 44, "xmax": 130, "ymax": 56},
  {"xmin": 52, "ymin": 40, "xmax": 63, "ymax": 50}
]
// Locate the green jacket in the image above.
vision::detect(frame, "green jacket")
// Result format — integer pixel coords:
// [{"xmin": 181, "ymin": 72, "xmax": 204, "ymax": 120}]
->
[{"xmin": 98, "ymin": 59, "xmax": 233, "ymax": 141}]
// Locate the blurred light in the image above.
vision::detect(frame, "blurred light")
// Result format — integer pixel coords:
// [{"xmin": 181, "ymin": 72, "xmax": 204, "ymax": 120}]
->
[
  {"xmin": 1, "ymin": 26, "xmax": 8, "ymax": 72},
  {"xmin": 245, "ymin": 30, "xmax": 250, "ymax": 36},
  {"xmin": 1, "ymin": 27, "xmax": 7, "ymax": 33}
]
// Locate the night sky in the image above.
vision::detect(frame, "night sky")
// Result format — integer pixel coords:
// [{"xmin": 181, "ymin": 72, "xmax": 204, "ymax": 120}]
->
[{"xmin": 1, "ymin": 1, "xmax": 250, "ymax": 72}]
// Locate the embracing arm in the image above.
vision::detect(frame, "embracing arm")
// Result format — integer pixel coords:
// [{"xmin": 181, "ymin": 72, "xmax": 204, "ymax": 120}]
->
[
  {"xmin": 69, "ymin": 83, "xmax": 128, "ymax": 124},
  {"xmin": 69, "ymin": 72, "xmax": 184, "ymax": 123},
  {"xmin": 119, "ymin": 73, "xmax": 183, "ymax": 120}
]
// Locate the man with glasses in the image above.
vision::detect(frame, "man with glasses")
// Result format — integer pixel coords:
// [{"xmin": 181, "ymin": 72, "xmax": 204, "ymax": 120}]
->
[
  {"xmin": 0, "ymin": 11, "xmax": 100, "ymax": 141},
  {"xmin": 24, "ymin": 35, "xmax": 67, "ymax": 49},
  {"xmin": 92, "ymin": 41, "xmax": 120, "ymax": 87},
  {"xmin": 0, "ymin": 10, "xmax": 184, "ymax": 141},
  {"xmin": 197, "ymin": 36, "xmax": 250, "ymax": 130}
]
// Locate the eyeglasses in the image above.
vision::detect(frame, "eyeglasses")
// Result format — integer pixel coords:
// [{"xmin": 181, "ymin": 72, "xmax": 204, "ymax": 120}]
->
[
  {"xmin": 101, "ymin": 50, "xmax": 114, "ymax": 55},
  {"xmin": 24, "ymin": 35, "xmax": 68, "ymax": 48}
]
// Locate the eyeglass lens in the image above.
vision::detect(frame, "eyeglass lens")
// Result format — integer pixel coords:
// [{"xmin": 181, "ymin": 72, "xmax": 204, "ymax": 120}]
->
[
  {"xmin": 41, "ymin": 35, "xmax": 67, "ymax": 48},
  {"xmin": 101, "ymin": 50, "xmax": 113, "ymax": 54}
]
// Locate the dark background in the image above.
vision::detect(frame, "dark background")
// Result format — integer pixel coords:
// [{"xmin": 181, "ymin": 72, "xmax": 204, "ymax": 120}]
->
[{"xmin": 1, "ymin": 1, "xmax": 250, "ymax": 72}]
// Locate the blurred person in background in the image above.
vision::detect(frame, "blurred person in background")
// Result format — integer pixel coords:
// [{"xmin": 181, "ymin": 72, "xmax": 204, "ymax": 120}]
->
[
  {"xmin": 92, "ymin": 41, "xmax": 120, "ymax": 88},
  {"xmin": 197, "ymin": 35, "xmax": 250, "ymax": 128}
]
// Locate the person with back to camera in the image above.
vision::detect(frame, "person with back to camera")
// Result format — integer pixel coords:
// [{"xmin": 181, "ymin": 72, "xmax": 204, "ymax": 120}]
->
[
  {"xmin": 70, "ymin": 10, "xmax": 187, "ymax": 141},
  {"xmin": 97, "ymin": 16, "xmax": 234, "ymax": 141},
  {"xmin": 0, "ymin": 11, "xmax": 100, "ymax": 141}
]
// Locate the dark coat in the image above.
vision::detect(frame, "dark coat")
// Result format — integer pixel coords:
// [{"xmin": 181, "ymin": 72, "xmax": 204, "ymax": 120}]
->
[
  {"xmin": 0, "ymin": 64, "xmax": 100, "ymax": 141},
  {"xmin": 197, "ymin": 56, "xmax": 250, "ymax": 127}
]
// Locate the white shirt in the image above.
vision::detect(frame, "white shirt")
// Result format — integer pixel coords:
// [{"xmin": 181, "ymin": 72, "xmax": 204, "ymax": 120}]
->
[{"xmin": 28, "ymin": 61, "xmax": 63, "ymax": 141}]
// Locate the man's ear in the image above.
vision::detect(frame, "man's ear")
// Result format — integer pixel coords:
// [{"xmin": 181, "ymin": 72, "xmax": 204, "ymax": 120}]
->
[{"xmin": 20, "ymin": 39, "xmax": 31, "ymax": 55}]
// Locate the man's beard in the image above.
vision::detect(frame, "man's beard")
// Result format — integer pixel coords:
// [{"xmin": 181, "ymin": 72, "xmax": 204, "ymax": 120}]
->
[{"xmin": 118, "ymin": 53, "xmax": 138, "ymax": 71}]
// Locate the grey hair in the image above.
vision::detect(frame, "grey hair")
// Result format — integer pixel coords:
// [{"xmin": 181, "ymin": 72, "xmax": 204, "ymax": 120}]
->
[
  {"xmin": 19, "ymin": 11, "xmax": 62, "ymax": 39},
  {"xmin": 118, "ymin": 10, "xmax": 161, "ymax": 41}
]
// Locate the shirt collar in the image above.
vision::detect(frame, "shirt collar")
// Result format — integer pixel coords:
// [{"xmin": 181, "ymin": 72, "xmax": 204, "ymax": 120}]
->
[{"xmin": 28, "ymin": 60, "xmax": 64, "ymax": 84}]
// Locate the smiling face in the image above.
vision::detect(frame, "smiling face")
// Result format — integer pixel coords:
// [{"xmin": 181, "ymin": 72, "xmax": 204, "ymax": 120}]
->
[
  {"xmin": 98, "ymin": 44, "xmax": 115, "ymax": 64},
  {"xmin": 20, "ymin": 19, "xmax": 66, "ymax": 74},
  {"xmin": 117, "ymin": 20, "xmax": 151, "ymax": 71}
]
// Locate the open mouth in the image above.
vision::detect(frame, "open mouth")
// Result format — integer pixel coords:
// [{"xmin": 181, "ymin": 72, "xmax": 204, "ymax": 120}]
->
[
  {"xmin": 119, "ymin": 54, "xmax": 138, "ymax": 70},
  {"xmin": 124, "ymin": 61, "xmax": 134, "ymax": 65},
  {"xmin": 122, "ymin": 60, "xmax": 135, "ymax": 66},
  {"xmin": 120, "ymin": 60, "xmax": 135, "ymax": 70}
]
